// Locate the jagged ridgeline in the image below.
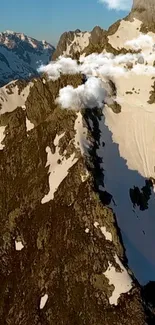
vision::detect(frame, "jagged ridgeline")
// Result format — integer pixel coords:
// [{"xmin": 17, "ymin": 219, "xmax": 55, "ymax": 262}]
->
[
  {"xmin": 0, "ymin": 31, "xmax": 55, "ymax": 87},
  {"xmin": 1, "ymin": 0, "xmax": 155, "ymax": 323},
  {"xmin": 52, "ymin": 0, "xmax": 155, "ymax": 61},
  {"xmin": 0, "ymin": 71, "xmax": 154, "ymax": 324}
]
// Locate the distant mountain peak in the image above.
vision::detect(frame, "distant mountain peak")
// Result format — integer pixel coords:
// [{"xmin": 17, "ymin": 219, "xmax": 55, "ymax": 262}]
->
[
  {"xmin": 4, "ymin": 30, "xmax": 15, "ymax": 34},
  {"xmin": 0, "ymin": 30, "xmax": 55, "ymax": 86},
  {"xmin": 0, "ymin": 30, "xmax": 54, "ymax": 50}
]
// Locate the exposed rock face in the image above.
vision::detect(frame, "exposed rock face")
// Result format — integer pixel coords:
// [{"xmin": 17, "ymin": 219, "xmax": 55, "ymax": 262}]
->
[
  {"xmin": 52, "ymin": 18, "xmax": 136, "ymax": 60},
  {"xmin": 52, "ymin": 24, "xmax": 122, "ymax": 60},
  {"xmin": 2, "ymin": 1, "xmax": 155, "ymax": 322},
  {"xmin": 0, "ymin": 75, "xmax": 154, "ymax": 324},
  {"xmin": 53, "ymin": 0, "xmax": 155, "ymax": 60},
  {"xmin": 130, "ymin": 0, "xmax": 155, "ymax": 24},
  {"xmin": 0, "ymin": 30, "xmax": 55, "ymax": 87},
  {"xmin": 52, "ymin": 29, "xmax": 91, "ymax": 60}
]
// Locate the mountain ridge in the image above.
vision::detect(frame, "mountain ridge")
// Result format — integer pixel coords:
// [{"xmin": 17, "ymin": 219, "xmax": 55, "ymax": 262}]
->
[
  {"xmin": 0, "ymin": 30, "xmax": 55, "ymax": 87},
  {"xmin": 0, "ymin": 74, "xmax": 154, "ymax": 324},
  {"xmin": 1, "ymin": 1, "xmax": 155, "ymax": 323}
]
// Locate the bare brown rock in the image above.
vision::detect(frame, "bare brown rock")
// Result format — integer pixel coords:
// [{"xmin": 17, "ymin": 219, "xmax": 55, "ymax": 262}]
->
[{"xmin": 0, "ymin": 75, "xmax": 154, "ymax": 324}]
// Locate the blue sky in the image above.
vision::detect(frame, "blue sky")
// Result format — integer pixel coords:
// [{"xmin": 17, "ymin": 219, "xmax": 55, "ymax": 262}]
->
[{"xmin": 0, "ymin": 0, "xmax": 130, "ymax": 46}]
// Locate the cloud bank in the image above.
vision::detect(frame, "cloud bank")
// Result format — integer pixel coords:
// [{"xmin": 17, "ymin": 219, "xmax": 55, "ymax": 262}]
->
[
  {"xmin": 38, "ymin": 33, "xmax": 155, "ymax": 110},
  {"xmin": 38, "ymin": 33, "xmax": 155, "ymax": 83}
]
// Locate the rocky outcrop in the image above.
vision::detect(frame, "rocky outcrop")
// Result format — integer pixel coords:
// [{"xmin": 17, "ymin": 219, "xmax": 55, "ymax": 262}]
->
[
  {"xmin": 52, "ymin": 31, "xmax": 77, "ymax": 59},
  {"xmin": 0, "ymin": 74, "xmax": 154, "ymax": 324},
  {"xmin": 2, "ymin": 0, "xmax": 155, "ymax": 322},
  {"xmin": 52, "ymin": 29, "xmax": 90, "ymax": 60},
  {"xmin": 52, "ymin": 16, "xmax": 138, "ymax": 59},
  {"xmin": 129, "ymin": 0, "xmax": 155, "ymax": 25},
  {"xmin": 52, "ymin": 24, "xmax": 121, "ymax": 59},
  {"xmin": 53, "ymin": 0, "xmax": 155, "ymax": 60}
]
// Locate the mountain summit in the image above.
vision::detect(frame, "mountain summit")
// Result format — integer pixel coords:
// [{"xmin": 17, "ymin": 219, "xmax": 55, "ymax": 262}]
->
[
  {"xmin": 0, "ymin": 30, "xmax": 55, "ymax": 86},
  {"xmin": 129, "ymin": 0, "xmax": 155, "ymax": 29},
  {"xmin": 1, "ymin": 1, "xmax": 155, "ymax": 324}
]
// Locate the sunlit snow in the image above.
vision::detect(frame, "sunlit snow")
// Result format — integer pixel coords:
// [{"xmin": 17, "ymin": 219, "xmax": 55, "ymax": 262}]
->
[
  {"xmin": 15, "ymin": 240, "xmax": 24, "ymax": 251},
  {"xmin": 26, "ymin": 117, "xmax": 34, "ymax": 132},
  {"xmin": 0, "ymin": 126, "xmax": 6, "ymax": 150},
  {"xmin": 39, "ymin": 294, "xmax": 48, "ymax": 309},
  {"xmin": 41, "ymin": 133, "xmax": 78, "ymax": 203},
  {"xmin": 103, "ymin": 254, "xmax": 132, "ymax": 305}
]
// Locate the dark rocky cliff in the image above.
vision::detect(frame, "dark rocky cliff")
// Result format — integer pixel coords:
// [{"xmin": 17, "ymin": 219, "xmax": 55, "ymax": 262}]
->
[{"xmin": 0, "ymin": 75, "xmax": 154, "ymax": 324}]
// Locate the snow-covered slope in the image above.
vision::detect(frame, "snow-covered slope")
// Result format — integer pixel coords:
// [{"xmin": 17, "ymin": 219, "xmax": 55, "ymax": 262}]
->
[
  {"xmin": 0, "ymin": 30, "xmax": 55, "ymax": 86},
  {"xmin": 101, "ymin": 17, "xmax": 155, "ymax": 282}
]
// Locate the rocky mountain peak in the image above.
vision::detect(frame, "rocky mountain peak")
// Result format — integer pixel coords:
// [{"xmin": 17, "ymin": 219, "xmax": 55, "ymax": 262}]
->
[
  {"xmin": 0, "ymin": 30, "xmax": 54, "ymax": 50},
  {"xmin": 0, "ymin": 74, "xmax": 154, "ymax": 325},
  {"xmin": 129, "ymin": 0, "xmax": 155, "ymax": 28},
  {"xmin": 2, "ymin": 5, "xmax": 155, "ymax": 323},
  {"xmin": 0, "ymin": 30, "xmax": 55, "ymax": 87}
]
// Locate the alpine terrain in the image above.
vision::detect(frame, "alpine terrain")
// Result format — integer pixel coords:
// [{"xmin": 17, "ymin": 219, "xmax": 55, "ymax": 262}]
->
[
  {"xmin": 1, "ymin": 0, "xmax": 155, "ymax": 324},
  {"xmin": 0, "ymin": 30, "xmax": 55, "ymax": 86}
]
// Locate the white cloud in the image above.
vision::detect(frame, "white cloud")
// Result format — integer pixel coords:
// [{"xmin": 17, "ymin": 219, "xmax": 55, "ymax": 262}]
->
[
  {"xmin": 38, "ymin": 33, "xmax": 155, "ymax": 111},
  {"xmin": 38, "ymin": 49, "xmax": 155, "ymax": 84},
  {"xmin": 99, "ymin": 0, "xmax": 132, "ymax": 11},
  {"xmin": 38, "ymin": 56, "xmax": 79, "ymax": 81},
  {"xmin": 132, "ymin": 64, "xmax": 155, "ymax": 76},
  {"xmin": 125, "ymin": 34, "xmax": 154, "ymax": 50},
  {"xmin": 56, "ymin": 77, "xmax": 108, "ymax": 110},
  {"xmin": 80, "ymin": 52, "xmax": 127, "ymax": 77}
]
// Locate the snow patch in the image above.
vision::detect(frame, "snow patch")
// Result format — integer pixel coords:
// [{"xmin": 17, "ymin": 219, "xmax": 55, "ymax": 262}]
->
[
  {"xmin": 41, "ymin": 133, "xmax": 78, "ymax": 203},
  {"xmin": 94, "ymin": 221, "xmax": 112, "ymax": 241},
  {"xmin": 15, "ymin": 240, "xmax": 24, "ymax": 251},
  {"xmin": 28, "ymin": 37, "xmax": 37, "ymax": 48},
  {"xmin": 103, "ymin": 254, "xmax": 132, "ymax": 305},
  {"xmin": 100, "ymin": 226, "xmax": 112, "ymax": 241},
  {"xmin": 105, "ymin": 74, "xmax": 155, "ymax": 179},
  {"xmin": 0, "ymin": 81, "xmax": 33, "ymax": 115},
  {"xmin": 81, "ymin": 169, "xmax": 89, "ymax": 182},
  {"xmin": 0, "ymin": 126, "xmax": 6, "ymax": 150},
  {"xmin": 94, "ymin": 221, "xmax": 99, "ymax": 228},
  {"xmin": 108, "ymin": 18, "xmax": 142, "ymax": 50},
  {"xmin": 64, "ymin": 32, "xmax": 90, "ymax": 56},
  {"xmin": 39, "ymin": 294, "xmax": 48, "ymax": 309},
  {"xmin": 74, "ymin": 111, "xmax": 88, "ymax": 155},
  {"xmin": 26, "ymin": 117, "xmax": 34, "ymax": 132}
]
